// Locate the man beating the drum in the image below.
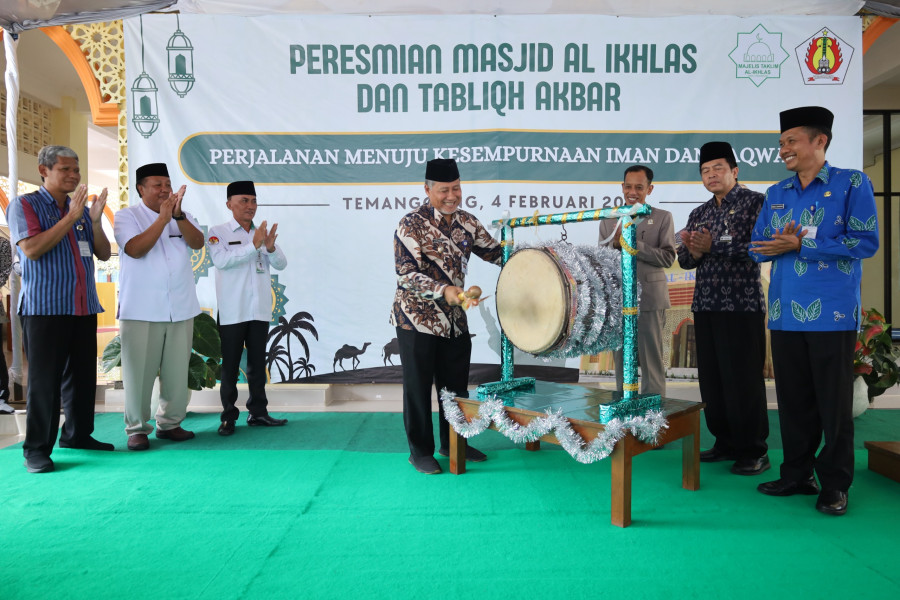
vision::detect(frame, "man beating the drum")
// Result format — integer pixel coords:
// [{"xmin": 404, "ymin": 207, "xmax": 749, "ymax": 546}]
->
[{"xmin": 391, "ymin": 158, "xmax": 503, "ymax": 474}]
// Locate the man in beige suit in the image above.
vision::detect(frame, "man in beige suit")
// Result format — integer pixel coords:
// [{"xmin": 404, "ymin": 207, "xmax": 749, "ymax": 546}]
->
[{"xmin": 599, "ymin": 165, "xmax": 676, "ymax": 397}]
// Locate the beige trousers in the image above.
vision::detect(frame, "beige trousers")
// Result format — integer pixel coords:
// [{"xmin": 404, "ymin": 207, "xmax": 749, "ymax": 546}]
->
[
  {"xmin": 121, "ymin": 318, "xmax": 194, "ymax": 435},
  {"xmin": 613, "ymin": 309, "xmax": 666, "ymax": 398}
]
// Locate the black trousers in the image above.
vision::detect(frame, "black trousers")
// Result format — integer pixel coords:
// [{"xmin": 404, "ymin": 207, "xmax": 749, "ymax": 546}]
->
[
  {"xmin": 218, "ymin": 320, "xmax": 270, "ymax": 421},
  {"xmin": 694, "ymin": 311, "xmax": 769, "ymax": 460},
  {"xmin": 21, "ymin": 314, "xmax": 98, "ymax": 458},
  {"xmin": 0, "ymin": 323, "xmax": 9, "ymax": 403},
  {"xmin": 396, "ymin": 327, "xmax": 471, "ymax": 458},
  {"xmin": 770, "ymin": 329, "xmax": 856, "ymax": 492}
]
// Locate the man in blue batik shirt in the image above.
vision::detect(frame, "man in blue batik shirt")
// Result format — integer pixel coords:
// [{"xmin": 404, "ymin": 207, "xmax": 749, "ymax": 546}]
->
[{"xmin": 749, "ymin": 106, "xmax": 879, "ymax": 516}]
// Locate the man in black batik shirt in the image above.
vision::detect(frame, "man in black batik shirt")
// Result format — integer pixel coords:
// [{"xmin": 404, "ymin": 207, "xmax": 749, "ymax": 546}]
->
[{"xmin": 678, "ymin": 141, "xmax": 769, "ymax": 476}]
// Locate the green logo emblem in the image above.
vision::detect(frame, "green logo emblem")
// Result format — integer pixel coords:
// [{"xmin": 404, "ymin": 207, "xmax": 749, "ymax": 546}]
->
[
  {"xmin": 729, "ymin": 24, "xmax": 789, "ymax": 87},
  {"xmin": 191, "ymin": 225, "xmax": 213, "ymax": 282},
  {"xmin": 270, "ymin": 274, "xmax": 289, "ymax": 326}
]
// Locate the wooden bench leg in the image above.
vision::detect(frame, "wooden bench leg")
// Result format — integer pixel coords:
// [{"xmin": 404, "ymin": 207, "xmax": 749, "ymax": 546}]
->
[
  {"xmin": 449, "ymin": 428, "xmax": 466, "ymax": 475},
  {"xmin": 610, "ymin": 439, "xmax": 633, "ymax": 527},
  {"xmin": 682, "ymin": 412, "xmax": 701, "ymax": 491},
  {"xmin": 525, "ymin": 440, "xmax": 541, "ymax": 451}
]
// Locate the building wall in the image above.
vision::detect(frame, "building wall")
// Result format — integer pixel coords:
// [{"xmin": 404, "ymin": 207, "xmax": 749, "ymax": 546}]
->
[{"xmin": 863, "ymin": 144, "xmax": 900, "ymax": 322}]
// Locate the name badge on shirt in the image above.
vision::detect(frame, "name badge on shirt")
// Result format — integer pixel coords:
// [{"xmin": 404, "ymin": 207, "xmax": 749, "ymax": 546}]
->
[
  {"xmin": 78, "ymin": 240, "xmax": 91, "ymax": 257},
  {"xmin": 771, "ymin": 203, "xmax": 785, "ymax": 209},
  {"xmin": 719, "ymin": 235, "xmax": 733, "ymax": 242},
  {"xmin": 803, "ymin": 225, "xmax": 818, "ymax": 239},
  {"xmin": 228, "ymin": 241, "xmax": 242, "ymax": 245}
]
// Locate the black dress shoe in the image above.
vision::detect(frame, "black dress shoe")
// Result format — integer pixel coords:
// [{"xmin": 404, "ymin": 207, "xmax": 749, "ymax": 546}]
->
[
  {"xmin": 816, "ymin": 490, "xmax": 848, "ymax": 516},
  {"xmin": 218, "ymin": 420, "xmax": 235, "ymax": 436},
  {"xmin": 24, "ymin": 455, "xmax": 54, "ymax": 473},
  {"xmin": 757, "ymin": 476, "xmax": 820, "ymax": 496},
  {"xmin": 59, "ymin": 437, "xmax": 114, "ymax": 451},
  {"xmin": 247, "ymin": 414, "xmax": 288, "ymax": 427},
  {"xmin": 700, "ymin": 447, "xmax": 736, "ymax": 463},
  {"xmin": 409, "ymin": 454, "xmax": 442, "ymax": 474},
  {"xmin": 731, "ymin": 454, "xmax": 771, "ymax": 476},
  {"xmin": 438, "ymin": 445, "xmax": 487, "ymax": 462}
]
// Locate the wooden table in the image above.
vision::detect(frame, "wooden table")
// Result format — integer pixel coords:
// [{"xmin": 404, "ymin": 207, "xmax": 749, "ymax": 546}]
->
[
  {"xmin": 448, "ymin": 382, "xmax": 704, "ymax": 527},
  {"xmin": 864, "ymin": 441, "xmax": 900, "ymax": 484}
]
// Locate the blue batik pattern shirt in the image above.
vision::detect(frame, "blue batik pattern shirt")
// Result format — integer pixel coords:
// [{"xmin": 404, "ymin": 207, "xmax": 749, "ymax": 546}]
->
[{"xmin": 749, "ymin": 162, "xmax": 879, "ymax": 332}]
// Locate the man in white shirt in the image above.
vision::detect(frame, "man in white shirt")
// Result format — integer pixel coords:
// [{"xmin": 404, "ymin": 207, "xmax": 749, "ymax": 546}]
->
[
  {"xmin": 207, "ymin": 181, "xmax": 287, "ymax": 435},
  {"xmin": 114, "ymin": 163, "xmax": 204, "ymax": 451}
]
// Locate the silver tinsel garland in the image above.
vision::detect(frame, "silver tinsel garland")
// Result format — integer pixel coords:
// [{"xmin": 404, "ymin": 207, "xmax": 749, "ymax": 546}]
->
[{"xmin": 440, "ymin": 389, "xmax": 669, "ymax": 464}]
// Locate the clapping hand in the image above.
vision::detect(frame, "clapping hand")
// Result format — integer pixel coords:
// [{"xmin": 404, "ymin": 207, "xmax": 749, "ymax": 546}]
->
[
  {"xmin": 68, "ymin": 184, "xmax": 89, "ymax": 225},
  {"xmin": 89, "ymin": 188, "xmax": 108, "ymax": 225},
  {"xmin": 171, "ymin": 185, "xmax": 187, "ymax": 218},
  {"xmin": 253, "ymin": 220, "xmax": 268, "ymax": 249},
  {"xmin": 749, "ymin": 220, "xmax": 806, "ymax": 256},
  {"xmin": 265, "ymin": 223, "xmax": 278, "ymax": 252},
  {"xmin": 681, "ymin": 227, "xmax": 712, "ymax": 258}
]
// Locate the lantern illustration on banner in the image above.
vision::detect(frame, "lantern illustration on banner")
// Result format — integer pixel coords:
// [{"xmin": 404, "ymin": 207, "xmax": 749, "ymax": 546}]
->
[
  {"xmin": 131, "ymin": 15, "xmax": 159, "ymax": 138},
  {"xmin": 167, "ymin": 15, "xmax": 195, "ymax": 98}
]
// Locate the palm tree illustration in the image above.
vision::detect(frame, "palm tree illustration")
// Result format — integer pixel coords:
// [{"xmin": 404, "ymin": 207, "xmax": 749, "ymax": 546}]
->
[
  {"xmin": 293, "ymin": 356, "xmax": 316, "ymax": 378},
  {"xmin": 267, "ymin": 311, "xmax": 319, "ymax": 381},
  {"xmin": 266, "ymin": 344, "xmax": 292, "ymax": 382}
]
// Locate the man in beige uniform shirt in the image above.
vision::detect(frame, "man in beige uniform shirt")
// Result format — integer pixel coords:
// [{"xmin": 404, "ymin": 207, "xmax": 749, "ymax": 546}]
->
[{"xmin": 598, "ymin": 165, "xmax": 676, "ymax": 397}]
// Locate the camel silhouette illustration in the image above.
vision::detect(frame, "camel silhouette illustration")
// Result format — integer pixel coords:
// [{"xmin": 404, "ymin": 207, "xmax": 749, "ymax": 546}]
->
[
  {"xmin": 382, "ymin": 338, "xmax": 400, "ymax": 366},
  {"xmin": 381, "ymin": 334, "xmax": 474, "ymax": 367},
  {"xmin": 333, "ymin": 342, "xmax": 371, "ymax": 370}
]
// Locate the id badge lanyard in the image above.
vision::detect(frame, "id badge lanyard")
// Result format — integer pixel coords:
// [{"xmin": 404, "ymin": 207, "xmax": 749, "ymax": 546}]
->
[{"xmin": 75, "ymin": 217, "xmax": 92, "ymax": 258}]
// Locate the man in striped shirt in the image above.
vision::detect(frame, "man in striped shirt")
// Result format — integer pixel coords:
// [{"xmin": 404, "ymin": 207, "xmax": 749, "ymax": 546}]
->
[{"xmin": 7, "ymin": 145, "xmax": 114, "ymax": 473}]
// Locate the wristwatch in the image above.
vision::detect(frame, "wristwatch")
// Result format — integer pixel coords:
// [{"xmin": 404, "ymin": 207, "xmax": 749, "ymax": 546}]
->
[{"xmin": 172, "ymin": 213, "xmax": 186, "ymax": 221}]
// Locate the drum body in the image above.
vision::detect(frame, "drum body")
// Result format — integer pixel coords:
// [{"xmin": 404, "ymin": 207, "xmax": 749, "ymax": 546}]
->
[{"xmin": 495, "ymin": 243, "xmax": 622, "ymax": 358}]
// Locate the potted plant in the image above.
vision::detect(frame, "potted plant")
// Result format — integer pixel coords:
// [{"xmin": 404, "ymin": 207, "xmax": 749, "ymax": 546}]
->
[
  {"xmin": 853, "ymin": 308, "xmax": 900, "ymax": 415},
  {"xmin": 101, "ymin": 312, "xmax": 222, "ymax": 390}
]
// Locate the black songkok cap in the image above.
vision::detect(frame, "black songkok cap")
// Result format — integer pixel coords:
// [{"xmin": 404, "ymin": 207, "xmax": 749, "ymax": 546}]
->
[
  {"xmin": 699, "ymin": 142, "xmax": 734, "ymax": 166},
  {"xmin": 780, "ymin": 106, "xmax": 834, "ymax": 133},
  {"xmin": 135, "ymin": 163, "xmax": 169, "ymax": 181},
  {"xmin": 227, "ymin": 181, "xmax": 257, "ymax": 198},
  {"xmin": 425, "ymin": 158, "xmax": 460, "ymax": 183}
]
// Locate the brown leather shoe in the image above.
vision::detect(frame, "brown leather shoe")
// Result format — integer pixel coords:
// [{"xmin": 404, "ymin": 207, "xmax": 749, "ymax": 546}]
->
[
  {"xmin": 127, "ymin": 434, "xmax": 150, "ymax": 451},
  {"xmin": 155, "ymin": 427, "xmax": 195, "ymax": 442}
]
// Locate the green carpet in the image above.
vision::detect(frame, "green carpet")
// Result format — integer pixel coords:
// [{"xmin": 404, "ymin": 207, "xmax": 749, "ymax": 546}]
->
[{"xmin": 2, "ymin": 410, "xmax": 899, "ymax": 600}]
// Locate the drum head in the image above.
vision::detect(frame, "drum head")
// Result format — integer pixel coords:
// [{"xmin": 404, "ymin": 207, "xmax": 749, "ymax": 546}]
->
[{"xmin": 496, "ymin": 248, "xmax": 571, "ymax": 354}]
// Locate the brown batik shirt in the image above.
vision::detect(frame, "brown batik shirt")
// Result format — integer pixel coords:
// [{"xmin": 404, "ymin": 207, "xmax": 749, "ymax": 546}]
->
[{"xmin": 391, "ymin": 201, "xmax": 502, "ymax": 338}]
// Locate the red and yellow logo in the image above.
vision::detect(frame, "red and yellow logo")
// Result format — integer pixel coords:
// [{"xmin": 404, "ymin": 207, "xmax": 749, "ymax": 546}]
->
[{"xmin": 795, "ymin": 28, "xmax": 854, "ymax": 85}]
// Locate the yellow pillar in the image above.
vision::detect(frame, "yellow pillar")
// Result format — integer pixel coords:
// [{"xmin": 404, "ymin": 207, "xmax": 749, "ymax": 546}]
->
[{"xmin": 51, "ymin": 96, "xmax": 89, "ymax": 169}]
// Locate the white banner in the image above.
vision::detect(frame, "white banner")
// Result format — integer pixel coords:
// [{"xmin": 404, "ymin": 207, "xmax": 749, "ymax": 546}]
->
[{"xmin": 123, "ymin": 14, "xmax": 862, "ymax": 381}]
